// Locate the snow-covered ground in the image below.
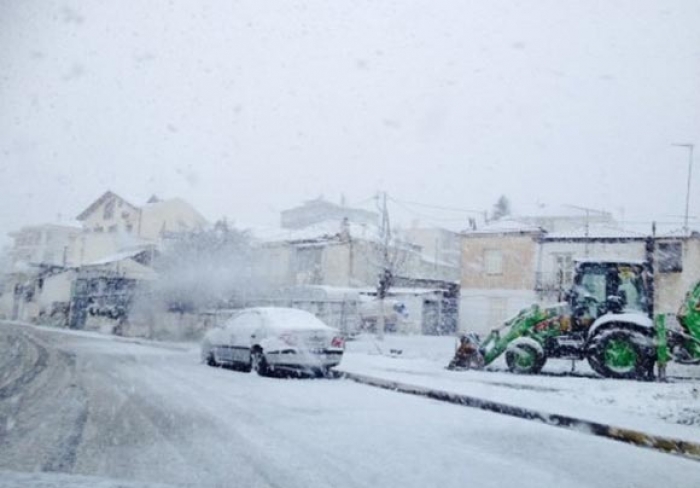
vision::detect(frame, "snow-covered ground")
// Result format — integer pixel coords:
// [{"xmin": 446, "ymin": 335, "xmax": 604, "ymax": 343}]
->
[
  {"xmin": 340, "ymin": 334, "xmax": 700, "ymax": 443},
  {"xmin": 4, "ymin": 323, "xmax": 700, "ymax": 488}
]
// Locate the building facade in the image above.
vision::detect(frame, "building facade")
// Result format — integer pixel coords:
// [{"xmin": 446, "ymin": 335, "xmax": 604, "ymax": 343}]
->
[
  {"xmin": 8, "ymin": 224, "xmax": 81, "ymax": 267},
  {"xmin": 460, "ymin": 219, "xmax": 700, "ymax": 336},
  {"xmin": 459, "ymin": 220, "xmax": 543, "ymax": 335},
  {"xmin": 280, "ymin": 197, "xmax": 379, "ymax": 229},
  {"xmin": 75, "ymin": 191, "xmax": 208, "ymax": 264}
]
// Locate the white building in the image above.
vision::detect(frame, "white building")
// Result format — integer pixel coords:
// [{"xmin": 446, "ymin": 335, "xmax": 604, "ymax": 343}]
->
[
  {"xmin": 511, "ymin": 204, "xmax": 614, "ymax": 233},
  {"xmin": 8, "ymin": 223, "xmax": 81, "ymax": 267},
  {"xmin": 280, "ymin": 197, "xmax": 379, "ymax": 229},
  {"xmin": 74, "ymin": 191, "xmax": 208, "ymax": 264}
]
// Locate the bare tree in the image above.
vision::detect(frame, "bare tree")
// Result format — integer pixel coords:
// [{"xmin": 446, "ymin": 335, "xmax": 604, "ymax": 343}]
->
[{"xmin": 373, "ymin": 192, "xmax": 408, "ymax": 340}]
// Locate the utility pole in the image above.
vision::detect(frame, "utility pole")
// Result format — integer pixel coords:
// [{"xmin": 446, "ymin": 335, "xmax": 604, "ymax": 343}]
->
[
  {"xmin": 672, "ymin": 143, "xmax": 695, "ymax": 235},
  {"xmin": 564, "ymin": 204, "xmax": 604, "ymax": 257},
  {"xmin": 376, "ymin": 191, "xmax": 392, "ymax": 341}
]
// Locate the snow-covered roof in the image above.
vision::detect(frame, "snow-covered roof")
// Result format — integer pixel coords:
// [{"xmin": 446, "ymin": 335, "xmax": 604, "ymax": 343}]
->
[
  {"xmin": 141, "ymin": 197, "xmax": 209, "ymax": 225},
  {"xmin": 514, "ymin": 203, "xmax": 612, "ymax": 219},
  {"xmin": 76, "ymin": 190, "xmax": 139, "ymax": 221},
  {"xmin": 418, "ymin": 252, "xmax": 457, "ymax": 269},
  {"xmin": 253, "ymin": 219, "xmax": 380, "ymax": 244},
  {"xmin": 463, "ymin": 218, "xmax": 543, "ymax": 235},
  {"xmin": 82, "ymin": 258, "xmax": 157, "ymax": 281},
  {"xmin": 544, "ymin": 224, "xmax": 648, "ymax": 240},
  {"xmin": 655, "ymin": 227, "xmax": 700, "ymax": 239},
  {"xmin": 85, "ymin": 246, "xmax": 153, "ymax": 266}
]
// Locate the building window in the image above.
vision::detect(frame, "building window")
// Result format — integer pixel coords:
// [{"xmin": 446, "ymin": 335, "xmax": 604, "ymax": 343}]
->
[
  {"xmin": 484, "ymin": 249, "xmax": 503, "ymax": 275},
  {"xmin": 554, "ymin": 253, "xmax": 574, "ymax": 285},
  {"xmin": 108, "ymin": 225, "xmax": 118, "ymax": 233},
  {"xmin": 103, "ymin": 199, "xmax": 115, "ymax": 220},
  {"xmin": 658, "ymin": 241, "xmax": 682, "ymax": 273},
  {"xmin": 126, "ymin": 224, "xmax": 133, "ymax": 233},
  {"xmin": 94, "ymin": 226, "xmax": 104, "ymax": 233}
]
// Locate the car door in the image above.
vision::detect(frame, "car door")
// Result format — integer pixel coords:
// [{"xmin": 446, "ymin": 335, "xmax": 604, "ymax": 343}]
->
[
  {"xmin": 226, "ymin": 311, "xmax": 263, "ymax": 365},
  {"xmin": 216, "ymin": 312, "xmax": 247, "ymax": 364},
  {"xmin": 207, "ymin": 321, "xmax": 228, "ymax": 362}
]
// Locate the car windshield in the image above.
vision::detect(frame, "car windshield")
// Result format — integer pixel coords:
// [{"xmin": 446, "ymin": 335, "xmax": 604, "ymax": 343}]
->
[{"xmin": 2, "ymin": 2, "xmax": 700, "ymax": 488}]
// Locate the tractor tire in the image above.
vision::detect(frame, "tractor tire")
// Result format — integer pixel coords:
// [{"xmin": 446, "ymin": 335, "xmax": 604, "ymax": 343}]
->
[
  {"xmin": 505, "ymin": 342, "xmax": 546, "ymax": 375},
  {"xmin": 588, "ymin": 329, "xmax": 655, "ymax": 380}
]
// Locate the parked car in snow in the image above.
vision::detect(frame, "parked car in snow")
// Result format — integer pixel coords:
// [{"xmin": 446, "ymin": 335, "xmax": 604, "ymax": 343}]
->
[{"xmin": 201, "ymin": 307, "xmax": 345, "ymax": 376}]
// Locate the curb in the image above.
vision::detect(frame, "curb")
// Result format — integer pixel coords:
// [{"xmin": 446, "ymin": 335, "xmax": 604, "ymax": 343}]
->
[{"xmin": 339, "ymin": 370, "xmax": 700, "ymax": 462}]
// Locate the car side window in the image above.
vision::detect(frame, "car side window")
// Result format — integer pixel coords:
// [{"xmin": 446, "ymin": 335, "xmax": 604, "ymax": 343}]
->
[{"xmin": 228, "ymin": 312, "xmax": 263, "ymax": 342}]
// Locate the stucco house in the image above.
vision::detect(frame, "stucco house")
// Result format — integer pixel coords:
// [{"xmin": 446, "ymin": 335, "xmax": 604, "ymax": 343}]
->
[
  {"xmin": 1, "ymin": 191, "xmax": 208, "ymax": 327},
  {"xmin": 252, "ymin": 218, "xmax": 459, "ymax": 335},
  {"xmin": 459, "ymin": 219, "xmax": 544, "ymax": 335},
  {"xmin": 74, "ymin": 191, "xmax": 208, "ymax": 264}
]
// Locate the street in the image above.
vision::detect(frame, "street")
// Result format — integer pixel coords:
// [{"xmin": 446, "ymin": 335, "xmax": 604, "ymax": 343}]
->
[{"xmin": 2, "ymin": 322, "xmax": 700, "ymax": 488}]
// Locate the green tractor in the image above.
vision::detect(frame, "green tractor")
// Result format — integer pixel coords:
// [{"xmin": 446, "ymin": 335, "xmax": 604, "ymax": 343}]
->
[{"xmin": 478, "ymin": 259, "xmax": 700, "ymax": 379}]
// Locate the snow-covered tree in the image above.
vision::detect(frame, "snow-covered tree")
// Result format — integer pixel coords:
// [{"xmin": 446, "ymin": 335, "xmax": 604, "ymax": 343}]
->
[
  {"xmin": 147, "ymin": 219, "xmax": 259, "ymax": 313},
  {"xmin": 491, "ymin": 195, "xmax": 511, "ymax": 221}
]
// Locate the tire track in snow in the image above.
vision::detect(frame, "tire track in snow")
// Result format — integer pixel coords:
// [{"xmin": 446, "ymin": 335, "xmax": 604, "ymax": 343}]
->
[
  {"xmin": 0, "ymin": 325, "xmax": 89, "ymax": 474},
  {"xmin": 0, "ymin": 329, "xmax": 49, "ymax": 400}
]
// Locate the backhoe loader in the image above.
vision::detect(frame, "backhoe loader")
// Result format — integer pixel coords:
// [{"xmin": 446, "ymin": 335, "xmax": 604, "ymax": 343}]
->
[{"xmin": 477, "ymin": 259, "xmax": 700, "ymax": 379}]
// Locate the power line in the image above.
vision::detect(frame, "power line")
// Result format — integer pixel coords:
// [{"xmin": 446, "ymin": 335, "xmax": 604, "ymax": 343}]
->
[
  {"xmin": 386, "ymin": 196, "xmax": 470, "ymax": 229},
  {"xmin": 387, "ymin": 196, "xmax": 484, "ymax": 215}
]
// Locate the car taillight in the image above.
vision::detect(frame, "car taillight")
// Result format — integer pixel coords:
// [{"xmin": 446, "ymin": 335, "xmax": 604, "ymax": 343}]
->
[{"xmin": 331, "ymin": 336, "xmax": 345, "ymax": 349}]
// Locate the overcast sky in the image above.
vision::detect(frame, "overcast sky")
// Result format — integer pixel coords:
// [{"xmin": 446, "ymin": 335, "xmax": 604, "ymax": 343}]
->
[{"xmin": 1, "ymin": 0, "xmax": 699, "ymax": 241}]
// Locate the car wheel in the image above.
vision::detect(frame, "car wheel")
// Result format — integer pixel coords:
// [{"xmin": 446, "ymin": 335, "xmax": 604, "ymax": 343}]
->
[
  {"xmin": 316, "ymin": 367, "xmax": 334, "ymax": 379},
  {"xmin": 238, "ymin": 353, "xmax": 252, "ymax": 373},
  {"xmin": 206, "ymin": 350, "xmax": 218, "ymax": 367},
  {"xmin": 250, "ymin": 349, "xmax": 269, "ymax": 376}
]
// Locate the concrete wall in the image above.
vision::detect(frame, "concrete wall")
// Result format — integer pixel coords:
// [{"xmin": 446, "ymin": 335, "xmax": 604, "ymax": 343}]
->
[
  {"xmin": 459, "ymin": 289, "xmax": 537, "ymax": 336},
  {"xmin": 322, "ymin": 243, "xmax": 354, "ymax": 287},
  {"xmin": 655, "ymin": 239, "xmax": 700, "ymax": 315},
  {"xmin": 37, "ymin": 271, "xmax": 73, "ymax": 307},
  {"xmin": 404, "ymin": 227, "xmax": 461, "ymax": 267},
  {"xmin": 256, "ymin": 245, "xmax": 292, "ymax": 289}
]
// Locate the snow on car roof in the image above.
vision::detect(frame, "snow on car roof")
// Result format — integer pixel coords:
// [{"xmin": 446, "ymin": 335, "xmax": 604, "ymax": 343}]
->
[{"xmin": 254, "ymin": 307, "xmax": 335, "ymax": 331}]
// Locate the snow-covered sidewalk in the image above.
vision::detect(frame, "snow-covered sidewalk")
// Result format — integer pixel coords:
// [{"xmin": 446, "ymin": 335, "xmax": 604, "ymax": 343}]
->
[{"xmin": 339, "ymin": 334, "xmax": 700, "ymax": 444}]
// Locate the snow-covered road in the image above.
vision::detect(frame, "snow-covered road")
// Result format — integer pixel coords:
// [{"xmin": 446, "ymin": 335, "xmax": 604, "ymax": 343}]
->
[{"xmin": 2, "ymin": 323, "xmax": 700, "ymax": 488}]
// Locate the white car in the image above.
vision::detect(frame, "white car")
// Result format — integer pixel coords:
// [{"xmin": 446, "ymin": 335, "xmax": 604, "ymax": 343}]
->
[{"xmin": 201, "ymin": 307, "xmax": 345, "ymax": 376}]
